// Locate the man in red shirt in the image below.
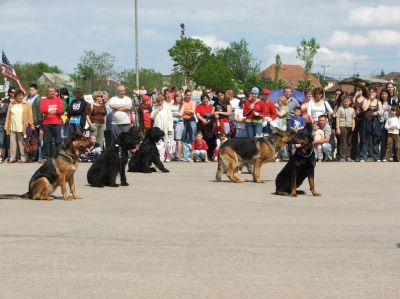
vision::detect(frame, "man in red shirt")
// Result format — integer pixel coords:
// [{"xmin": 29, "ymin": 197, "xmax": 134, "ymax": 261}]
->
[
  {"xmin": 261, "ymin": 88, "xmax": 277, "ymax": 135},
  {"xmin": 39, "ymin": 86, "xmax": 64, "ymax": 162}
]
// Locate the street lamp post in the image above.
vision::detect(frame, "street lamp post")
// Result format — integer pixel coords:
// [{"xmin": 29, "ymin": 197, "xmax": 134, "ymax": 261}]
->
[{"xmin": 135, "ymin": 0, "xmax": 139, "ymax": 88}]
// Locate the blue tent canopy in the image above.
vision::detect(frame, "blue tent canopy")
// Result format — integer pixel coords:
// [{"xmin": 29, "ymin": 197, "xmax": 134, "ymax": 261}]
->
[{"xmin": 268, "ymin": 89, "xmax": 305, "ymax": 103}]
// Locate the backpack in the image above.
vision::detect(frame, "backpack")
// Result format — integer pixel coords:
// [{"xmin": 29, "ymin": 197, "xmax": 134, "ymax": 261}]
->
[{"xmin": 182, "ymin": 143, "xmax": 191, "ymax": 161}]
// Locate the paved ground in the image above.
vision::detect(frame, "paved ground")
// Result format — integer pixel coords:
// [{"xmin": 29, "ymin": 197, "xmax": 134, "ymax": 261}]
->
[{"xmin": 0, "ymin": 161, "xmax": 399, "ymax": 298}]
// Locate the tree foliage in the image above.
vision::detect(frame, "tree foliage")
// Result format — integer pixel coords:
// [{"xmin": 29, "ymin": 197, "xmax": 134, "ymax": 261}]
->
[
  {"xmin": 72, "ymin": 50, "xmax": 116, "ymax": 93},
  {"xmin": 118, "ymin": 68, "xmax": 164, "ymax": 92},
  {"xmin": 194, "ymin": 56, "xmax": 234, "ymax": 91},
  {"xmin": 215, "ymin": 38, "xmax": 260, "ymax": 85},
  {"xmin": 168, "ymin": 38, "xmax": 211, "ymax": 86},
  {"xmin": 13, "ymin": 62, "xmax": 61, "ymax": 93},
  {"xmin": 296, "ymin": 37, "xmax": 320, "ymax": 79}
]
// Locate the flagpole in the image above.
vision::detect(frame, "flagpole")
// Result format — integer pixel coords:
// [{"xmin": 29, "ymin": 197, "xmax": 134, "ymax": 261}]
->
[{"xmin": 135, "ymin": 0, "xmax": 139, "ymax": 88}]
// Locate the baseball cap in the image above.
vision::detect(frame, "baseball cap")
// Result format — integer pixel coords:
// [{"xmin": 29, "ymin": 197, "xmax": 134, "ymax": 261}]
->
[
  {"xmin": 262, "ymin": 88, "xmax": 270, "ymax": 95},
  {"xmin": 251, "ymin": 87, "xmax": 259, "ymax": 94}
]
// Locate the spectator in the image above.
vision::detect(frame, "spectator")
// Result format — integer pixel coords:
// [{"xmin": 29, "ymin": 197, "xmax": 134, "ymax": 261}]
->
[
  {"xmin": 67, "ymin": 89, "xmax": 88, "ymax": 135},
  {"xmin": 226, "ymin": 89, "xmax": 240, "ymax": 113},
  {"xmin": 312, "ymin": 121, "xmax": 324, "ymax": 162},
  {"xmin": 243, "ymin": 87, "xmax": 266, "ymax": 137},
  {"xmin": 386, "ymin": 82, "xmax": 398, "ymax": 107},
  {"xmin": 151, "ymin": 95, "xmax": 173, "ymax": 162},
  {"xmin": 379, "ymin": 88, "xmax": 391, "ymax": 161},
  {"xmin": 39, "ymin": 86, "xmax": 64, "ymax": 163},
  {"xmin": 313, "ymin": 115, "xmax": 333, "ymax": 161},
  {"xmin": 281, "ymin": 86, "xmax": 300, "ymax": 118},
  {"xmin": 109, "ymin": 85, "xmax": 132, "ymax": 144},
  {"xmin": 360, "ymin": 85, "xmax": 382, "ymax": 162},
  {"xmin": 213, "ymin": 131, "xmax": 227, "ymax": 161},
  {"xmin": 80, "ymin": 134, "xmax": 102, "ymax": 162},
  {"xmin": 383, "ymin": 107, "xmax": 400, "ymax": 162},
  {"xmin": 59, "ymin": 88, "xmax": 72, "ymax": 142},
  {"xmin": 234, "ymin": 99, "xmax": 247, "ymax": 138},
  {"xmin": 4, "ymin": 89, "xmax": 34, "ymax": 163},
  {"xmin": 138, "ymin": 94, "xmax": 153, "ymax": 132},
  {"xmin": 307, "ymin": 87, "xmax": 333, "ymax": 123},
  {"xmin": 102, "ymin": 91, "xmax": 113, "ymax": 149},
  {"xmin": 87, "ymin": 91, "xmax": 107, "ymax": 149},
  {"xmin": 163, "ymin": 88, "xmax": 174, "ymax": 107},
  {"xmin": 196, "ymin": 93, "xmax": 214, "ymax": 158},
  {"xmin": 336, "ymin": 95, "xmax": 355, "ymax": 162},
  {"xmin": 190, "ymin": 131, "xmax": 209, "ymax": 162},
  {"xmin": 301, "ymin": 88, "xmax": 314, "ymax": 134},
  {"xmin": 288, "ymin": 106, "xmax": 305, "ymax": 134},
  {"xmin": 350, "ymin": 85, "xmax": 368, "ymax": 161},
  {"xmin": 261, "ymin": 88, "xmax": 277, "ymax": 135},
  {"xmin": 182, "ymin": 89, "xmax": 197, "ymax": 144},
  {"xmin": 271, "ymin": 97, "xmax": 289, "ymax": 132},
  {"xmin": 27, "ymin": 84, "xmax": 42, "ymax": 162},
  {"xmin": 171, "ymin": 93, "xmax": 184, "ymax": 160},
  {"xmin": 3, "ymin": 87, "xmax": 16, "ymax": 104},
  {"xmin": 0, "ymin": 95, "xmax": 9, "ymax": 163}
]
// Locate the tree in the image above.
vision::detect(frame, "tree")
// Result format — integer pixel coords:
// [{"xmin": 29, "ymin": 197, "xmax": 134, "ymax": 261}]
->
[
  {"xmin": 215, "ymin": 38, "xmax": 260, "ymax": 85},
  {"xmin": 13, "ymin": 62, "xmax": 62, "ymax": 93},
  {"xmin": 296, "ymin": 38, "xmax": 320, "ymax": 80},
  {"xmin": 118, "ymin": 68, "xmax": 164, "ymax": 91},
  {"xmin": 270, "ymin": 54, "xmax": 287, "ymax": 89},
  {"xmin": 72, "ymin": 50, "xmax": 116, "ymax": 93},
  {"xmin": 194, "ymin": 56, "xmax": 235, "ymax": 91},
  {"xmin": 168, "ymin": 38, "xmax": 211, "ymax": 87}
]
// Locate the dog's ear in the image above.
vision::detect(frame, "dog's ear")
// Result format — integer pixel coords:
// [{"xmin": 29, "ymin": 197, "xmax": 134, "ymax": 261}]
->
[{"xmin": 272, "ymin": 128, "xmax": 284, "ymax": 137}]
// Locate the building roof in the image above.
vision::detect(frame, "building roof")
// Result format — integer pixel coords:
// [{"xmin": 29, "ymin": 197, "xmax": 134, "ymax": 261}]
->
[
  {"xmin": 38, "ymin": 72, "xmax": 75, "ymax": 89},
  {"xmin": 261, "ymin": 64, "xmax": 321, "ymax": 88}
]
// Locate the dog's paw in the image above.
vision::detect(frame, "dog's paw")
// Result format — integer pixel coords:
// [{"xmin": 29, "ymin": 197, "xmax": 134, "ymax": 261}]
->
[
  {"xmin": 161, "ymin": 169, "xmax": 170, "ymax": 173},
  {"xmin": 109, "ymin": 184, "xmax": 119, "ymax": 187},
  {"xmin": 290, "ymin": 193, "xmax": 298, "ymax": 198},
  {"xmin": 312, "ymin": 192, "xmax": 321, "ymax": 196},
  {"xmin": 121, "ymin": 182, "xmax": 129, "ymax": 186}
]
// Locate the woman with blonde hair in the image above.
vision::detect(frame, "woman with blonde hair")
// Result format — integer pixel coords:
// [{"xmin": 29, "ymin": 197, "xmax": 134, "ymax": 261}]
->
[
  {"xmin": 86, "ymin": 90, "xmax": 107, "ymax": 149},
  {"xmin": 4, "ymin": 89, "xmax": 34, "ymax": 163}
]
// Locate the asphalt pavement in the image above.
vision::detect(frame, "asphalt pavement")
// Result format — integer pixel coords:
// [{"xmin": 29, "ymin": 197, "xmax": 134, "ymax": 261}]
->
[{"xmin": 0, "ymin": 161, "xmax": 399, "ymax": 298}]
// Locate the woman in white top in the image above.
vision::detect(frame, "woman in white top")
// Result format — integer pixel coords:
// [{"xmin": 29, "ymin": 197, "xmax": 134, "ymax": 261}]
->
[
  {"xmin": 151, "ymin": 95, "xmax": 173, "ymax": 162},
  {"xmin": 307, "ymin": 87, "xmax": 333, "ymax": 123}
]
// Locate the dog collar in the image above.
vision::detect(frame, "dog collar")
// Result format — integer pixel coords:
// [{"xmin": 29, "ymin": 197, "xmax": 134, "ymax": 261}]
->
[{"xmin": 296, "ymin": 148, "xmax": 314, "ymax": 158}]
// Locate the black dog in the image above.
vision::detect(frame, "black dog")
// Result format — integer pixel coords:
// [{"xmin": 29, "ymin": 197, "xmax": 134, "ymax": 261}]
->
[
  {"xmin": 275, "ymin": 133, "xmax": 320, "ymax": 197},
  {"xmin": 128, "ymin": 127, "xmax": 169, "ymax": 173},
  {"xmin": 87, "ymin": 129, "xmax": 141, "ymax": 187}
]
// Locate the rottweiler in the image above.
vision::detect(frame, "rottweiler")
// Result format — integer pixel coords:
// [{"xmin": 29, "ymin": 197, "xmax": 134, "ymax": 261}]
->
[
  {"xmin": 0, "ymin": 133, "xmax": 91, "ymax": 200},
  {"xmin": 275, "ymin": 133, "xmax": 321, "ymax": 197},
  {"xmin": 216, "ymin": 129, "xmax": 292, "ymax": 183}
]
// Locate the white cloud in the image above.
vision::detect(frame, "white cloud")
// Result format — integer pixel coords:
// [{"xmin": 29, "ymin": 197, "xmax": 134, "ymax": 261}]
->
[
  {"xmin": 347, "ymin": 5, "xmax": 400, "ymax": 28},
  {"xmin": 328, "ymin": 30, "xmax": 400, "ymax": 47},
  {"xmin": 192, "ymin": 35, "xmax": 229, "ymax": 49}
]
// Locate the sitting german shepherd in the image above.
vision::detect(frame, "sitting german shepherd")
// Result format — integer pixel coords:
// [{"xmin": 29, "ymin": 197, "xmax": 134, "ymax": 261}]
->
[
  {"xmin": 0, "ymin": 133, "xmax": 91, "ymax": 200},
  {"xmin": 275, "ymin": 133, "xmax": 320, "ymax": 197},
  {"xmin": 216, "ymin": 129, "xmax": 292, "ymax": 183}
]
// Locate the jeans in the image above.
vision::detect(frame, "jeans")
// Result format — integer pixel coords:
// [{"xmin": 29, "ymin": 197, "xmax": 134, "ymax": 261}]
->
[
  {"xmin": 90, "ymin": 123, "xmax": 106, "ymax": 149},
  {"xmin": 245, "ymin": 122, "xmax": 263, "ymax": 137},
  {"xmin": 322, "ymin": 143, "xmax": 332, "ymax": 160},
  {"xmin": 193, "ymin": 149, "xmax": 207, "ymax": 161},
  {"xmin": 111, "ymin": 124, "xmax": 130, "ymax": 145},
  {"xmin": 42, "ymin": 124, "xmax": 62, "ymax": 159}
]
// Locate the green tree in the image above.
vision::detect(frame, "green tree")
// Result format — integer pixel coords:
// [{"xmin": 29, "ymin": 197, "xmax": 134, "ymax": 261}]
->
[
  {"xmin": 296, "ymin": 38, "xmax": 320, "ymax": 79},
  {"xmin": 118, "ymin": 68, "xmax": 164, "ymax": 91},
  {"xmin": 194, "ymin": 56, "xmax": 235, "ymax": 91},
  {"xmin": 168, "ymin": 38, "xmax": 211, "ymax": 87},
  {"xmin": 215, "ymin": 38, "xmax": 260, "ymax": 85},
  {"xmin": 72, "ymin": 50, "xmax": 116, "ymax": 93},
  {"xmin": 13, "ymin": 61, "xmax": 61, "ymax": 93}
]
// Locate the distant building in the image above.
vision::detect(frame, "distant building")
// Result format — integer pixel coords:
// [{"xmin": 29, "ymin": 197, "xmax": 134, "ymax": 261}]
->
[
  {"xmin": 374, "ymin": 72, "xmax": 400, "ymax": 83},
  {"xmin": 261, "ymin": 64, "xmax": 321, "ymax": 89},
  {"xmin": 38, "ymin": 72, "xmax": 75, "ymax": 90},
  {"xmin": 313, "ymin": 73, "xmax": 338, "ymax": 90}
]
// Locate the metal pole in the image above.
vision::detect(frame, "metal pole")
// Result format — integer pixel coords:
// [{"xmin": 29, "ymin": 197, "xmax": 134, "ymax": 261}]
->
[{"xmin": 135, "ymin": 0, "xmax": 139, "ymax": 88}]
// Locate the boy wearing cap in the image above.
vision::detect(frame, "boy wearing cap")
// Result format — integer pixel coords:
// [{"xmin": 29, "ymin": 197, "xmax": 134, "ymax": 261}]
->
[{"xmin": 243, "ymin": 87, "xmax": 267, "ymax": 137}]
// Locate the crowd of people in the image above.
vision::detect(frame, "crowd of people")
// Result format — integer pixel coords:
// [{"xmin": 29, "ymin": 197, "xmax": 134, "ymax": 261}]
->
[{"xmin": 0, "ymin": 81, "xmax": 399, "ymax": 165}]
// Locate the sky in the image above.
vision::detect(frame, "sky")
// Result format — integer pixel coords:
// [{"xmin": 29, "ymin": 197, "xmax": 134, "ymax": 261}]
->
[{"xmin": 0, "ymin": 0, "xmax": 399, "ymax": 80}]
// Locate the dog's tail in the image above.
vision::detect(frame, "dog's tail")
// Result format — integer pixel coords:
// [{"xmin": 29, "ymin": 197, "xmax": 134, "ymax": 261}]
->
[{"xmin": 0, "ymin": 193, "xmax": 30, "ymax": 200}]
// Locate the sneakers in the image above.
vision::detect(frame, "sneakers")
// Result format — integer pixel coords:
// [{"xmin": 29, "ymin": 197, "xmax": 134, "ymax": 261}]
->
[
  {"xmin": 346, "ymin": 158, "xmax": 354, "ymax": 162},
  {"xmin": 359, "ymin": 159, "xmax": 365, "ymax": 163},
  {"xmin": 376, "ymin": 159, "xmax": 382, "ymax": 162},
  {"xmin": 275, "ymin": 158, "xmax": 280, "ymax": 162},
  {"xmin": 382, "ymin": 159, "xmax": 387, "ymax": 162},
  {"xmin": 0, "ymin": 157, "xmax": 3, "ymax": 163},
  {"xmin": 339, "ymin": 158, "xmax": 346, "ymax": 162}
]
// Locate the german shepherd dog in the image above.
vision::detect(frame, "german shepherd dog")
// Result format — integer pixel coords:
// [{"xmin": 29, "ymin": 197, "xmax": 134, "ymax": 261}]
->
[
  {"xmin": 0, "ymin": 133, "xmax": 91, "ymax": 200},
  {"xmin": 275, "ymin": 133, "xmax": 320, "ymax": 197},
  {"xmin": 216, "ymin": 129, "xmax": 292, "ymax": 183}
]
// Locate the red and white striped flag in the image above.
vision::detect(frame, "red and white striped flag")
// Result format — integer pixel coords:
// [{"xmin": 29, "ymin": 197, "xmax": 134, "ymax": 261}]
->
[{"xmin": 1, "ymin": 50, "xmax": 26, "ymax": 94}]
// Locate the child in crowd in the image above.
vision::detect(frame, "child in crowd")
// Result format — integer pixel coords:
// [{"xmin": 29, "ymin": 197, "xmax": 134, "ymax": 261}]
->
[
  {"xmin": 336, "ymin": 95, "xmax": 355, "ymax": 162},
  {"xmin": 288, "ymin": 106, "xmax": 305, "ymax": 134},
  {"xmin": 213, "ymin": 132, "xmax": 227, "ymax": 162},
  {"xmin": 80, "ymin": 134, "xmax": 102, "ymax": 162},
  {"xmin": 312, "ymin": 121, "xmax": 324, "ymax": 162},
  {"xmin": 138, "ymin": 95, "xmax": 152, "ymax": 132},
  {"xmin": 384, "ymin": 107, "xmax": 400, "ymax": 162},
  {"xmin": 190, "ymin": 131, "xmax": 209, "ymax": 162}
]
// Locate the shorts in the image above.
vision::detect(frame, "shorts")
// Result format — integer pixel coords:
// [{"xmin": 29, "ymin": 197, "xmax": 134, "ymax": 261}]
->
[{"xmin": 174, "ymin": 121, "xmax": 184, "ymax": 140}]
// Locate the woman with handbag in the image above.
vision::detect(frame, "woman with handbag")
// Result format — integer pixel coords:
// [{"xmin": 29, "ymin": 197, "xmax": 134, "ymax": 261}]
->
[{"xmin": 4, "ymin": 89, "xmax": 34, "ymax": 163}]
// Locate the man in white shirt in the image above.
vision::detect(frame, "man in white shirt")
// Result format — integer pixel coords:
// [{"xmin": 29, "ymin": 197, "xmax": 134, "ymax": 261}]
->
[{"xmin": 109, "ymin": 85, "xmax": 132, "ymax": 143}]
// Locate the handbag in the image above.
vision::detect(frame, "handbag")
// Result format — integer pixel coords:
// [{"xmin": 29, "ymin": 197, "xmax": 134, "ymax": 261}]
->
[{"xmin": 24, "ymin": 138, "xmax": 38, "ymax": 154}]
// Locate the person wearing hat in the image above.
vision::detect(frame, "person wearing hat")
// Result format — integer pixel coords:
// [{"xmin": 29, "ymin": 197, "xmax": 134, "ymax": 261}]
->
[
  {"xmin": 243, "ymin": 87, "xmax": 267, "ymax": 137},
  {"xmin": 261, "ymin": 88, "xmax": 277, "ymax": 135}
]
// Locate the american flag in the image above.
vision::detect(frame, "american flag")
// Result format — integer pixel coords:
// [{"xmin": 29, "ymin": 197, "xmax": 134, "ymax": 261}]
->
[{"xmin": 1, "ymin": 50, "xmax": 26, "ymax": 94}]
